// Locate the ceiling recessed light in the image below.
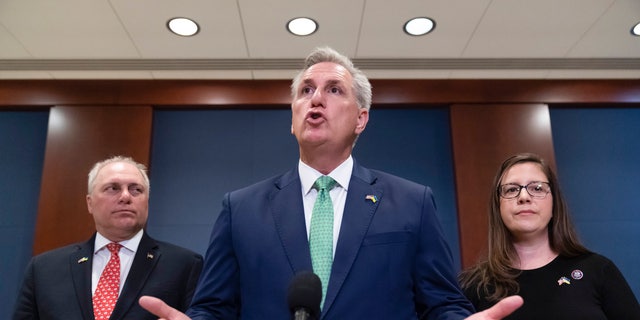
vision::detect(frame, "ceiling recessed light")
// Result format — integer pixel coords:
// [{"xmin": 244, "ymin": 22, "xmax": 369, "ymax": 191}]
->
[
  {"xmin": 404, "ymin": 17, "xmax": 435, "ymax": 36},
  {"xmin": 632, "ymin": 21, "xmax": 640, "ymax": 36},
  {"xmin": 167, "ymin": 17, "xmax": 199, "ymax": 37},
  {"xmin": 287, "ymin": 17, "xmax": 318, "ymax": 36}
]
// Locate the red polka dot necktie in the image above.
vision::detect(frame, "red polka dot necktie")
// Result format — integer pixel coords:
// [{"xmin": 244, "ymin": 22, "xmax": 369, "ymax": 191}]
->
[{"xmin": 93, "ymin": 242, "xmax": 122, "ymax": 320}]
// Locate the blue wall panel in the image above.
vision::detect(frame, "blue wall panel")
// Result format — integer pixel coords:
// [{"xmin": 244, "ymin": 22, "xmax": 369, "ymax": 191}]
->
[
  {"xmin": 148, "ymin": 108, "xmax": 462, "ymax": 269},
  {"xmin": 147, "ymin": 109, "xmax": 298, "ymax": 255},
  {"xmin": 551, "ymin": 107, "xmax": 640, "ymax": 300},
  {"xmin": 0, "ymin": 111, "xmax": 49, "ymax": 319}
]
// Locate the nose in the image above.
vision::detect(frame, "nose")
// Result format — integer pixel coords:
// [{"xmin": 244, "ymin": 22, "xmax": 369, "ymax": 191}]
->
[
  {"xmin": 310, "ymin": 89, "xmax": 324, "ymax": 107},
  {"xmin": 118, "ymin": 189, "xmax": 132, "ymax": 204},
  {"xmin": 516, "ymin": 188, "xmax": 531, "ymax": 204}
]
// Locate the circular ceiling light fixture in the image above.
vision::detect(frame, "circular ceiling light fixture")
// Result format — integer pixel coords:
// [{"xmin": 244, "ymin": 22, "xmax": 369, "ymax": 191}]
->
[
  {"xmin": 287, "ymin": 17, "xmax": 318, "ymax": 36},
  {"xmin": 404, "ymin": 17, "xmax": 436, "ymax": 36},
  {"xmin": 167, "ymin": 17, "xmax": 200, "ymax": 37},
  {"xmin": 632, "ymin": 21, "xmax": 640, "ymax": 36}
]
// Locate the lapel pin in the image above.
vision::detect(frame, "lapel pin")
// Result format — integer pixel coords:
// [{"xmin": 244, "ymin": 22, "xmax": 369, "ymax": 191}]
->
[
  {"xmin": 571, "ymin": 269, "xmax": 583, "ymax": 280},
  {"xmin": 77, "ymin": 257, "xmax": 89, "ymax": 264},
  {"xmin": 365, "ymin": 195, "xmax": 378, "ymax": 203},
  {"xmin": 557, "ymin": 276, "xmax": 571, "ymax": 286},
  {"xmin": 147, "ymin": 253, "xmax": 154, "ymax": 259}
]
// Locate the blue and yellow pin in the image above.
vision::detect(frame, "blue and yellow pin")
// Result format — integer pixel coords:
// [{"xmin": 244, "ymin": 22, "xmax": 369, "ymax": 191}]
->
[
  {"xmin": 365, "ymin": 195, "xmax": 378, "ymax": 203},
  {"xmin": 557, "ymin": 276, "xmax": 571, "ymax": 286}
]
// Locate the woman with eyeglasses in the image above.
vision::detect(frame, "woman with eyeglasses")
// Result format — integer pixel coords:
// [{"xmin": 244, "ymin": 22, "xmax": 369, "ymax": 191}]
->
[{"xmin": 458, "ymin": 153, "xmax": 640, "ymax": 319}]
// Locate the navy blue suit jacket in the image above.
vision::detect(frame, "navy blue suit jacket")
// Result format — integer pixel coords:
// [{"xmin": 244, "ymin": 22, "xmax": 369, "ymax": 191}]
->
[
  {"xmin": 13, "ymin": 232, "xmax": 203, "ymax": 320},
  {"xmin": 188, "ymin": 161, "xmax": 474, "ymax": 319}
]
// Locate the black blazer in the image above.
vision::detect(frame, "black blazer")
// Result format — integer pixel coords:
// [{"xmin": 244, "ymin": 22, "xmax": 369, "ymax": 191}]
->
[{"xmin": 13, "ymin": 232, "xmax": 203, "ymax": 320}]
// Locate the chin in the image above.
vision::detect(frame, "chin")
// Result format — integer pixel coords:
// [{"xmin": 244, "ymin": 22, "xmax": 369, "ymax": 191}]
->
[{"xmin": 300, "ymin": 134, "xmax": 329, "ymax": 146}]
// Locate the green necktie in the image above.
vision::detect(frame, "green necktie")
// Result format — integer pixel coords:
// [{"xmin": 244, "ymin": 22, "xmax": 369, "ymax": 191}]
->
[{"xmin": 309, "ymin": 175, "xmax": 337, "ymax": 308}]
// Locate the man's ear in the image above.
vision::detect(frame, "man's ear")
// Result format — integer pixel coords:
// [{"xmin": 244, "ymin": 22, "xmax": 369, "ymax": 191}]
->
[
  {"xmin": 86, "ymin": 194, "xmax": 93, "ymax": 214},
  {"xmin": 355, "ymin": 109, "xmax": 369, "ymax": 134}
]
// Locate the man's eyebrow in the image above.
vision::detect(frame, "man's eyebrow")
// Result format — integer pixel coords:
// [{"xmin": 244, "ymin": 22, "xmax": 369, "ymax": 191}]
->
[{"xmin": 302, "ymin": 78, "xmax": 342, "ymax": 87}]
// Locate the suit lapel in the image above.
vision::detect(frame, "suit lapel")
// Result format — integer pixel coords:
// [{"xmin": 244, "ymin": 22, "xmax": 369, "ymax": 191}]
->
[
  {"xmin": 70, "ymin": 236, "xmax": 97, "ymax": 320},
  {"xmin": 322, "ymin": 163, "xmax": 382, "ymax": 316},
  {"xmin": 271, "ymin": 168, "xmax": 314, "ymax": 274},
  {"xmin": 110, "ymin": 233, "xmax": 159, "ymax": 320}
]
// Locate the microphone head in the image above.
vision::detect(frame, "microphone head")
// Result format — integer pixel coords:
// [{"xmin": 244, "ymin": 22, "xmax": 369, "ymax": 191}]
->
[{"xmin": 287, "ymin": 271, "xmax": 322, "ymax": 318}]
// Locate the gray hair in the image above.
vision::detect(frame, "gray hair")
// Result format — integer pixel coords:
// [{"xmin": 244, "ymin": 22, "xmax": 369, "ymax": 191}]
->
[
  {"xmin": 291, "ymin": 46, "xmax": 372, "ymax": 111},
  {"xmin": 87, "ymin": 156, "xmax": 150, "ymax": 194}
]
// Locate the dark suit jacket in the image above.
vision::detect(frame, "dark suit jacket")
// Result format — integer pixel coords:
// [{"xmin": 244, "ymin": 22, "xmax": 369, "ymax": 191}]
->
[
  {"xmin": 13, "ymin": 232, "xmax": 203, "ymax": 320},
  {"xmin": 187, "ymin": 161, "xmax": 474, "ymax": 320}
]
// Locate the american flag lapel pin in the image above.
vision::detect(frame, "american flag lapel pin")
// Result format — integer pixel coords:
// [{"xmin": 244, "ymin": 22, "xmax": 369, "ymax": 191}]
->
[{"xmin": 147, "ymin": 252, "xmax": 154, "ymax": 259}]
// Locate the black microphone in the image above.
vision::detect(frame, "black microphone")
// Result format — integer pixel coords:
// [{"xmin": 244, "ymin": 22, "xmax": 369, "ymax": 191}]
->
[{"xmin": 287, "ymin": 271, "xmax": 322, "ymax": 320}]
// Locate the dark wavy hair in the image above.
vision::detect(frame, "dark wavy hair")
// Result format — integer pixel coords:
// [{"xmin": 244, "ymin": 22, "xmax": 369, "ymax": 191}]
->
[{"xmin": 459, "ymin": 153, "xmax": 589, "ymax": 301}]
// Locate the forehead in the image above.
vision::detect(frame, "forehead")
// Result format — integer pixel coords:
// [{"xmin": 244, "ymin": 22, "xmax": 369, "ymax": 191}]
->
[
  {"xmin": 95, "ymin": 162, "xmax": 143, "ymax": 183},
  {"xmin": 501, "ymin": 162, "xmax": 546, "ymax": 182},
  {"xmin": 301, "ymin": 62, "xmax": 353, "ymax": 85}
]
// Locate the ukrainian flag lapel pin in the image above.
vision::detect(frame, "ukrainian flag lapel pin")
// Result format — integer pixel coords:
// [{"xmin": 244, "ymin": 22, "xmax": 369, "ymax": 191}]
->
[{"xmin": 557, "ymin": 276, "xmax": 571, "ymax": 286}]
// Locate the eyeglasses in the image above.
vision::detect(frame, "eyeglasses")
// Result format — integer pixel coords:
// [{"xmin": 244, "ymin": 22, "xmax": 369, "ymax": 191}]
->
[{"xmin": 498, "ymin": 181, "xmax": 551, "ymax": 199}]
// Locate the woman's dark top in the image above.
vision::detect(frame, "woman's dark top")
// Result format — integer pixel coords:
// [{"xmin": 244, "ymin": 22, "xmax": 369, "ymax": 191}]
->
[{"xmin": 464, "ymin": 253, "xmax": 640, "ymax": 320}]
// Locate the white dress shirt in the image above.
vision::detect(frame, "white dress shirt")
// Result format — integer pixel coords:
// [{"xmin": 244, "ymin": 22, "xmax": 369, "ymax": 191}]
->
[
  {"xmin": 92, "ymin": 229, "xmax": 143, "ymax": 295},
  {"xmin": 299, "ymin": 156, "xmax": 353, "ymax": 256}
]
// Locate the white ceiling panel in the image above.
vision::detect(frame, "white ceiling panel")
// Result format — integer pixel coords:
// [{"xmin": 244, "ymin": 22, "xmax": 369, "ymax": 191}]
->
[
  {"xmin": 0, "ymin": 0, "xmax": 637, "ymax": 79},
  {"xmin": 239, "ymin": 0, "xmax": 365, "ymax": 58},
  {"xmin": 0, "ymin": 0, "xmax": 139, "ymax": 58},
  {"xmin": 358, "ymin": 0, "xmax": 493, "ymax": 58},
  {"xmin": 111, "ymin": 0, "xmax": 248, "ymax": 58},
  {"xmin": 463, "ymin": 0, "xmax": 615, "ymax": 58},
  {"xmin": 567, "ymin": 0, "xmax": 640, "ymax": 57},
  {"xmin": 0, "ymin": 24, "xmax": 32, "ymax": 58}
]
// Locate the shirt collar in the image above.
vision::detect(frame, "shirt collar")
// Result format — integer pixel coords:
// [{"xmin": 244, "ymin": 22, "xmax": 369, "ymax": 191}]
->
[
  {"xmin": 299, "ymin": 155, "xmax": 353, "ymax": 195},
  {"xmin": 94, "ymin": 229, "xmax": 143, "ymax": 254}
]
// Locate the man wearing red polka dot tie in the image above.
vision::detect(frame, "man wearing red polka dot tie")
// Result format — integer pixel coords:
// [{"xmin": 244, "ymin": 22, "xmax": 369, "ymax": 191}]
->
[{"xmin": 13, "ymin": 156, "xmax": 204, "ymax": 320}]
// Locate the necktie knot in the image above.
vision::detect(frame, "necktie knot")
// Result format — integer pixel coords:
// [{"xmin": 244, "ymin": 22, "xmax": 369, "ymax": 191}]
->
[
  {"xmin": 313, "ymin": 175, "xmax": 337, "ymax": 192},
  {"xmin": 106, "ymin": 242, "xmax": 122, "ymax": 254}
]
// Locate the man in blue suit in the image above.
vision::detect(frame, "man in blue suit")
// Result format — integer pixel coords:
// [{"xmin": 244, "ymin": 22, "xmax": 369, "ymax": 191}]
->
[{"xmin": 140, "ymin": 47, "xmax": 522, "ymax": 319}]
